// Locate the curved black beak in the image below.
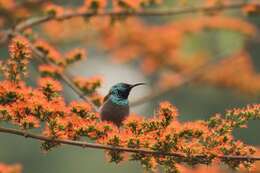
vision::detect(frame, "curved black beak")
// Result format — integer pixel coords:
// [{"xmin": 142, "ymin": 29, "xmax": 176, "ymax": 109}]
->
[{"xmin": 130, "ymin": 83, "xmax": 146, "ymax": 89}]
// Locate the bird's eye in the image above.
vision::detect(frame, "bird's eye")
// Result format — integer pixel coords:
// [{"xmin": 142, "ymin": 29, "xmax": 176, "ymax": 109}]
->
[{"xmin": 113, "ymin": 90, "xmax": 119, "ymax": 95}]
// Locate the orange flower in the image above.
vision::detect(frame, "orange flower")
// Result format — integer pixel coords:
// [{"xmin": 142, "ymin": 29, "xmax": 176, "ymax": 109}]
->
[
  {"xmin": 79, "ymin": 0, "xmax": 107, "ymax": 12},
  {"xmin": 65, "ymin": 48, "xmax": 87, "ymax": 64},
  {"xmin": 123, "ymin": 114, "xmax": 144, "ymax": 133},
  {"xmin": 157, "ymin": 101, "xmax": 178, "ymax": 123},
  {"xmin": 3, "ymin": 36, "xmax": 32, "ymax": 82},
  {"xmin": 73, "ymin": 76, "xmax": 103, "ymax": 95},
  {"xmin": 20, "ymin": 115, "xmax": 40, "ymax": 128},
  {"xmin": 38, "ymin": 77, "xmax": 63, "ymax": 93},
  {"xmin": 9, "ymin": 36, "xmax": 31, "ymax": 60},
  {"xmin": 34, "ymin": 39, "xmax": 65, "ymax": 66},
  {"xmin": 128, "ymin": 0, "xmax": 143, "ymax": 9},
  {"xmin": 39, "ymin": 64, "xmax": 63, "ymax": 77},
  {"xmin": 0, "ymin": 0, "xmax": 15, "ymax": 10},
  {"xmin": 243, "ymin": 3, "xmax": 260, "ymax": 15},
  {"xmin": 44, "ymin": 3, "xmax": 65, "ymax": 17},
  {"xmin": 70, "ymin": 101, "xmax": 92, "ymax": 112},
  {"xmin": 69, "ymin": 101, "xmax": 96, "ymax": 119},
  {"xmin": 112, "ymin": 0, "xmax": 161, "ymax": 11}
]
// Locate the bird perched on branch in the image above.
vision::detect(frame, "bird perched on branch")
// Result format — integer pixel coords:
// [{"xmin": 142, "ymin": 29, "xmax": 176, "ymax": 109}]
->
[{"xmin": 100, "ymin": 82, "xmax": 145, "ymax": 126}]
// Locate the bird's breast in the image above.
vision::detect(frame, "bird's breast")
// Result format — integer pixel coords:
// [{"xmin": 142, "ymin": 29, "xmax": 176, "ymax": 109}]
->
[{"xmin": 100, "ymin": 99, "xmax": 130, "ymax": 126}]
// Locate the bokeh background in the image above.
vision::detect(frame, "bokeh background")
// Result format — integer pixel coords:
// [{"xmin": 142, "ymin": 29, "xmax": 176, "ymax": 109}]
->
[{"xmin": 0, "ymin": 0, "xmax": 259, "ymax": 173}]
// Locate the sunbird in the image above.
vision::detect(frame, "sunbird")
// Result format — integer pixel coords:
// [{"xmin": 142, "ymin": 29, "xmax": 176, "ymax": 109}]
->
[{"xmin": 100, "ymin": 82, "xmax": 145, "ymax": 126}]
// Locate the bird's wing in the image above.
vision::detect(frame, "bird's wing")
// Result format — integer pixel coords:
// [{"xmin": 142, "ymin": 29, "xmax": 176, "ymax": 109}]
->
[{"xmin": 103, "ymin": 91, "xmax": 111, "ymax": 103}]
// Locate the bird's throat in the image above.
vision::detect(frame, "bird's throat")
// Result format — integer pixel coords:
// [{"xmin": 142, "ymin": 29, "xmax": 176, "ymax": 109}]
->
[{"xmin": 110, "ymin": 95, "xmax": 129, "ymax": 105}]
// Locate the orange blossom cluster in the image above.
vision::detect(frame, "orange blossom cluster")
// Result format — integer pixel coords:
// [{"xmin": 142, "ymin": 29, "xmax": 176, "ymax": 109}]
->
[
  {"xmin": 73, "ymin": 76, "xmax": 104, "ymax": 106},
  {"xmin": 0, "ymin": 78, "xmax": 259, "ymax": 172},
  {"xmin": 0, "ymin": 37, "xmax": 259, "ymax": 172},
  {"xmin": 1, "ymin": 36, "xmax": 32, "ymax": 83}
]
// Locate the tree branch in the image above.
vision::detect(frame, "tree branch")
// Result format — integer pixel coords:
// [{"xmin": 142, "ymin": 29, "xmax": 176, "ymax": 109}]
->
[
  {"xmin": 0, "ymin": 126, "xmax": 259, "ymax": 161},
  {"xmin": 0, "ymin": 1, "xmax": 256, "ymax": 45},
  {"xmin": 14, "ymin": 1, "xmax": 251, "ymax": 31},
  {"xmin": 30, "ymin": 44, "xmax": 99, "ymax": 112}
]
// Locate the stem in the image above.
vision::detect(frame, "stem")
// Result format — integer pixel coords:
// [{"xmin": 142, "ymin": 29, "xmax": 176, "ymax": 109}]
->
[{"xmin": 0, "ymin": 126, "xmax": 259, "ymax": 161}]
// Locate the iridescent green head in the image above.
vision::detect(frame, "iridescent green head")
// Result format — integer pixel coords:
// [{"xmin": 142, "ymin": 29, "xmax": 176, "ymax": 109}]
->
[{"xmin": 104, "ymin": 82, "xmax": 145, "ymax": 105}]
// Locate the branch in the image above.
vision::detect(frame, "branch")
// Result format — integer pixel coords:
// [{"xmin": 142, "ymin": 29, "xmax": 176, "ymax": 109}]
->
[
  {"xmin": 130, "ymin": 57, "xmax": 224, "ymax": 107},
  {"xmin": 14, "ymin": 1, "xmax": 251, "ymax": 31},
  {"xmin": 30, "ymin": 44, "xmax": 99, "ymax": 112},
  {"xmin": 0, "ymin": 126, "xmax": 259, "ymax": 161},
  {"xmin": 0, "ymin": 31, "xmax": 99, "ymax": 111},
  {"xmin": 0, "ymin": 1, "xmax": 256, "ymax": 45}
]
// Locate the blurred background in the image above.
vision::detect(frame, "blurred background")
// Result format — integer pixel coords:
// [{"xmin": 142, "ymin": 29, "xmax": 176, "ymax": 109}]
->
[{"xmin": 0, "ymin": 0, "xmax": 259, "ymax": 173}]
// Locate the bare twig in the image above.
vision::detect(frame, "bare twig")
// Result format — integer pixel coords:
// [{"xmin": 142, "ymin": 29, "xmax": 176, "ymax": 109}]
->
[{"xmin": 0, "ymin": 126, "xmax": 259, "ymax": 161}]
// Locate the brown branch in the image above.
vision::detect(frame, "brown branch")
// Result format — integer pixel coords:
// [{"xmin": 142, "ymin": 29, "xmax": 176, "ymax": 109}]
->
[
  {"xmin": 14, "ymin": 1, "xmax": 251, "ymax": 32},
  {"xmin": 0, "ymin": 126, "xmax": 260, "ymax": 161}
]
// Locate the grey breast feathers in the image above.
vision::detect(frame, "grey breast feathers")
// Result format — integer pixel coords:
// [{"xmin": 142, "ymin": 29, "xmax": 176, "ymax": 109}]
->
[{"xmin": 100, "ymin": 99, "xmax": 130, "ymax": 126}]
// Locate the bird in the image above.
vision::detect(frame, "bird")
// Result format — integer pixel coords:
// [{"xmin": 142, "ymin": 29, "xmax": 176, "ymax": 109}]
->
[{"xmin": 100, "ymin": 82, "xmax": 145, "ymax": 126}]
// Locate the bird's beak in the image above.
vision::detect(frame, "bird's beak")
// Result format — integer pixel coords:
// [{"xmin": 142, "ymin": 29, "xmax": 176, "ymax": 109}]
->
[{"xmin": 130, "ymin": 83, "xmax": 146, "ymax": 89}]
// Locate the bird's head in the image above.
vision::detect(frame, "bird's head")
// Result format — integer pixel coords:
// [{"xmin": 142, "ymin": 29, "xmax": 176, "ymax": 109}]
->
[{"xmin": 104, "ymin": 82, "xmax": 145, "ymax": 103}]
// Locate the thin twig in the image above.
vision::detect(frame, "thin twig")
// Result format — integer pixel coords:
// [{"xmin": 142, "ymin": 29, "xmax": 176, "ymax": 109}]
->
[
  {"xmin": 0, "ymin": 126, "xmax": 259, "ymax": 161},
  {"xmin": 30, "ymin": 45, "xmax": 99, "ymax": 112}
]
